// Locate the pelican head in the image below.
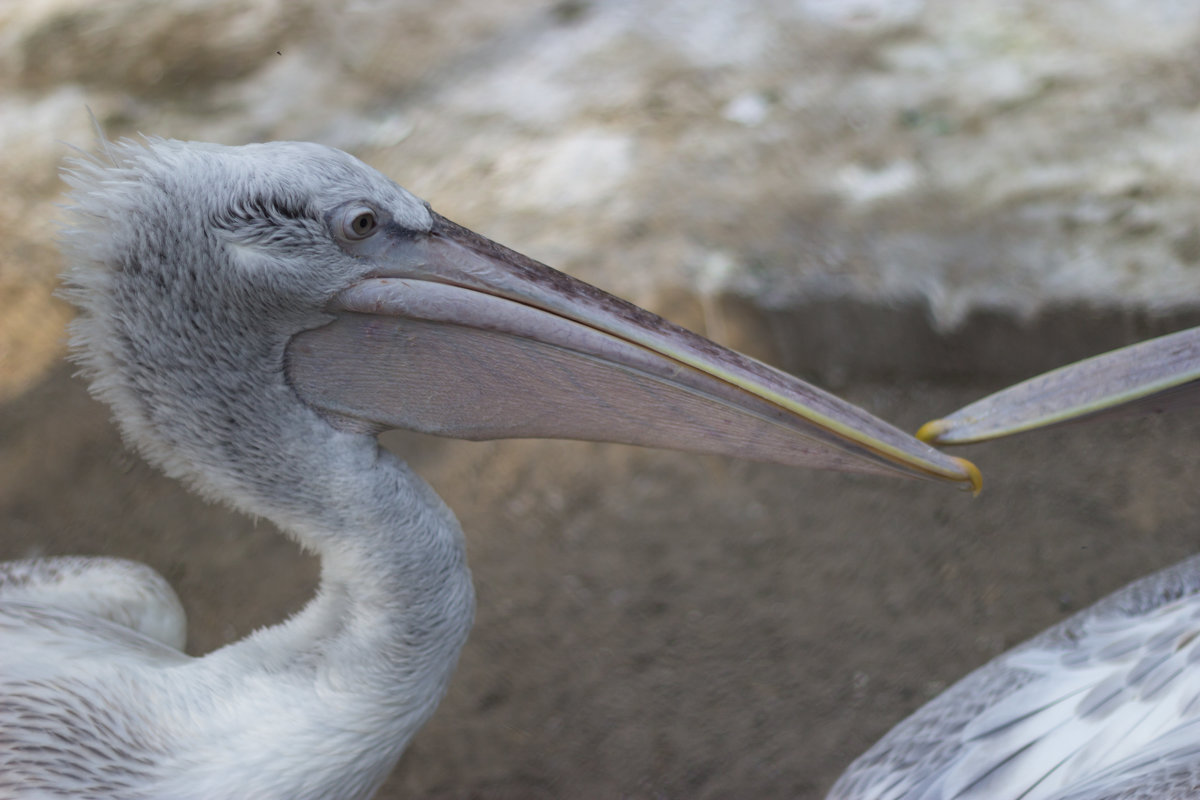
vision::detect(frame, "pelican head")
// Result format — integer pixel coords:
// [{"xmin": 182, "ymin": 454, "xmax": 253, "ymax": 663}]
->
[
  {"xmin": 60, "ymin": 140, "xmax": 437, "ymax": 521},
  {"xmin": 60, "ymin": 136, "xmax": 978, "ymax": 518}
]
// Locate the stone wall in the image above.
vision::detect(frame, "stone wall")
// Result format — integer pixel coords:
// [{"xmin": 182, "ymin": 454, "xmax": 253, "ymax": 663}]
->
[{"xmin": 5, "ymin": 0, "xmax": 1200, "ymax": 399}]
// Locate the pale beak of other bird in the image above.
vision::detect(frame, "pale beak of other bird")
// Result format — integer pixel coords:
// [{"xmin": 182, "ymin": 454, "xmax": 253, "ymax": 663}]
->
[
  {"xmin": 287, "ymin": 212, "xmax": 980, "ymax": 490},
  {"xmin": 917, "ymin": 326, "xmax": 1200, "ymax": 446}
]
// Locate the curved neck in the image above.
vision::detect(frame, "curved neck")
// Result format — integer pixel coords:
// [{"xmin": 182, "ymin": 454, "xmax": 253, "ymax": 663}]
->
[
  {"xmin": 297, "ymin": 439, "xmax": 476, "ymax": 685},
  {"xmin": 211, "ymin": 431, "xmax": 475, "ymax": 778}
]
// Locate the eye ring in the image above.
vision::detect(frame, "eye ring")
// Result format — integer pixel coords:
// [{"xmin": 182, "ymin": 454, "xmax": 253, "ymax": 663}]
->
[{"xmin": 339, "ymin": 206, "xmax": 379, "ymax": 241}]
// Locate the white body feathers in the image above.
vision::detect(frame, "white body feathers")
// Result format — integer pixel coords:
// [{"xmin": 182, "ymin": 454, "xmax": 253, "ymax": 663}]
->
[{"xmin": 831, "ymin": 554, "xmax": 1200, "ymax": 799}]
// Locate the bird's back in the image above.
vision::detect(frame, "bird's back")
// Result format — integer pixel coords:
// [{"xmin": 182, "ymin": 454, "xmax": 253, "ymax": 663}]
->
[
  {"xmin": 0, "ymin": 559, "xmax": 191, "ymax": 797},
  {"xmin": 830, "ymin": 553, "xmax": 1200, "ymax": 800},
  {"xmin": 0, "ymin": 557, "xmax": 426, "ymax": 799}
]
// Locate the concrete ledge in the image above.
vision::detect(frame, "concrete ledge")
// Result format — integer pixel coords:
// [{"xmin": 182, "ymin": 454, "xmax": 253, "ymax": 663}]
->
[{"xmin": 660, "ymin": 286, "xmax": 1200, "ymax": 386}]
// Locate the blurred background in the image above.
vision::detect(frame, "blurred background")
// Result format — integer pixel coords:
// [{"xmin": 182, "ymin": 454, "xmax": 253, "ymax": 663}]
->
[{"xmin": 4, "ymin": 0, "xmax": 1200, "ymax": 796}]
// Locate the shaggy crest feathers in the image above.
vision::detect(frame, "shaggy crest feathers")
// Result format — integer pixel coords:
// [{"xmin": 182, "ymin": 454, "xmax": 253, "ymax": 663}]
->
[{"xmin": 60, "ymin": 139, "xmax": 178, "ymax": 491}]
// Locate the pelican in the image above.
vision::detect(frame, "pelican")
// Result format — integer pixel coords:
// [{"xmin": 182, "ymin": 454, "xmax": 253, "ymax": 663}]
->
[
  {"xmin": 0, "ymin": 136, "xmax": 978, "ymax": 798},
  {"xmin": 829, "ymin": 327, "xmax": 1200, "ymax": 799}
]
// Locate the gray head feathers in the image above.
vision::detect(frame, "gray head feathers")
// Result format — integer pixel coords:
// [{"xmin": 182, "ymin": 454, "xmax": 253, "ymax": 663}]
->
[{"xmin": 57, "ymin": 137, "xmax": 432, "ymax": 520}]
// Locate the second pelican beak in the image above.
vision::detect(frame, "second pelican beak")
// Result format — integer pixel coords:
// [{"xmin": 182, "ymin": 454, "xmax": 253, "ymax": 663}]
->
[{"xmin": 918, "ymin": 326, "xmax": 1200, "ymax": 446}]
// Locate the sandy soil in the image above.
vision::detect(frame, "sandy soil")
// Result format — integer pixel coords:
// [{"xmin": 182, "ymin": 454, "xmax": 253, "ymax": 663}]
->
[{"xmin": 4, "ymin": 356, "xmax": 1199, "ymax": 798}]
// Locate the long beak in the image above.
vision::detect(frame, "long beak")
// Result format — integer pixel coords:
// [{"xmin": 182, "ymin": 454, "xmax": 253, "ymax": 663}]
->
[
  {"xmin": 918, "ymin": 326, "xmax": 1200, "ymax": 445},
  {"xmin": 287, "ymin": 213, "xmax": 979, "ymax": 489}
]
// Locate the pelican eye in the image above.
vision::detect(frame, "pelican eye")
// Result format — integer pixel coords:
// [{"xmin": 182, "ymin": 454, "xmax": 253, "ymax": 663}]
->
[{"xmin": 339, "ymin": 207, "xmax": 379, "ymax": 241}]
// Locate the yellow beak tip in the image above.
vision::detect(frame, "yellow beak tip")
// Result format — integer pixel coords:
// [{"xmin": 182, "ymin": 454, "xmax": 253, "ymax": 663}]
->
[
  {"xmin": 916, "ymin": 418, "xmax": 953, "ymax": 444},
  {"xmin": 914, "ymin": 419, "xmax": 980, "ymax": 494},
  {"xmin": 950, "ymin": 456, "xmax": 983, "ymax": 497}
]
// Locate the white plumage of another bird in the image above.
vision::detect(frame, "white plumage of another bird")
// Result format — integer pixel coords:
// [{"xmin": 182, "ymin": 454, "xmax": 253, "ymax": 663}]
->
[{"xmin": 0, "ymin": 136, "xmax": 977, "ymax": 798}]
